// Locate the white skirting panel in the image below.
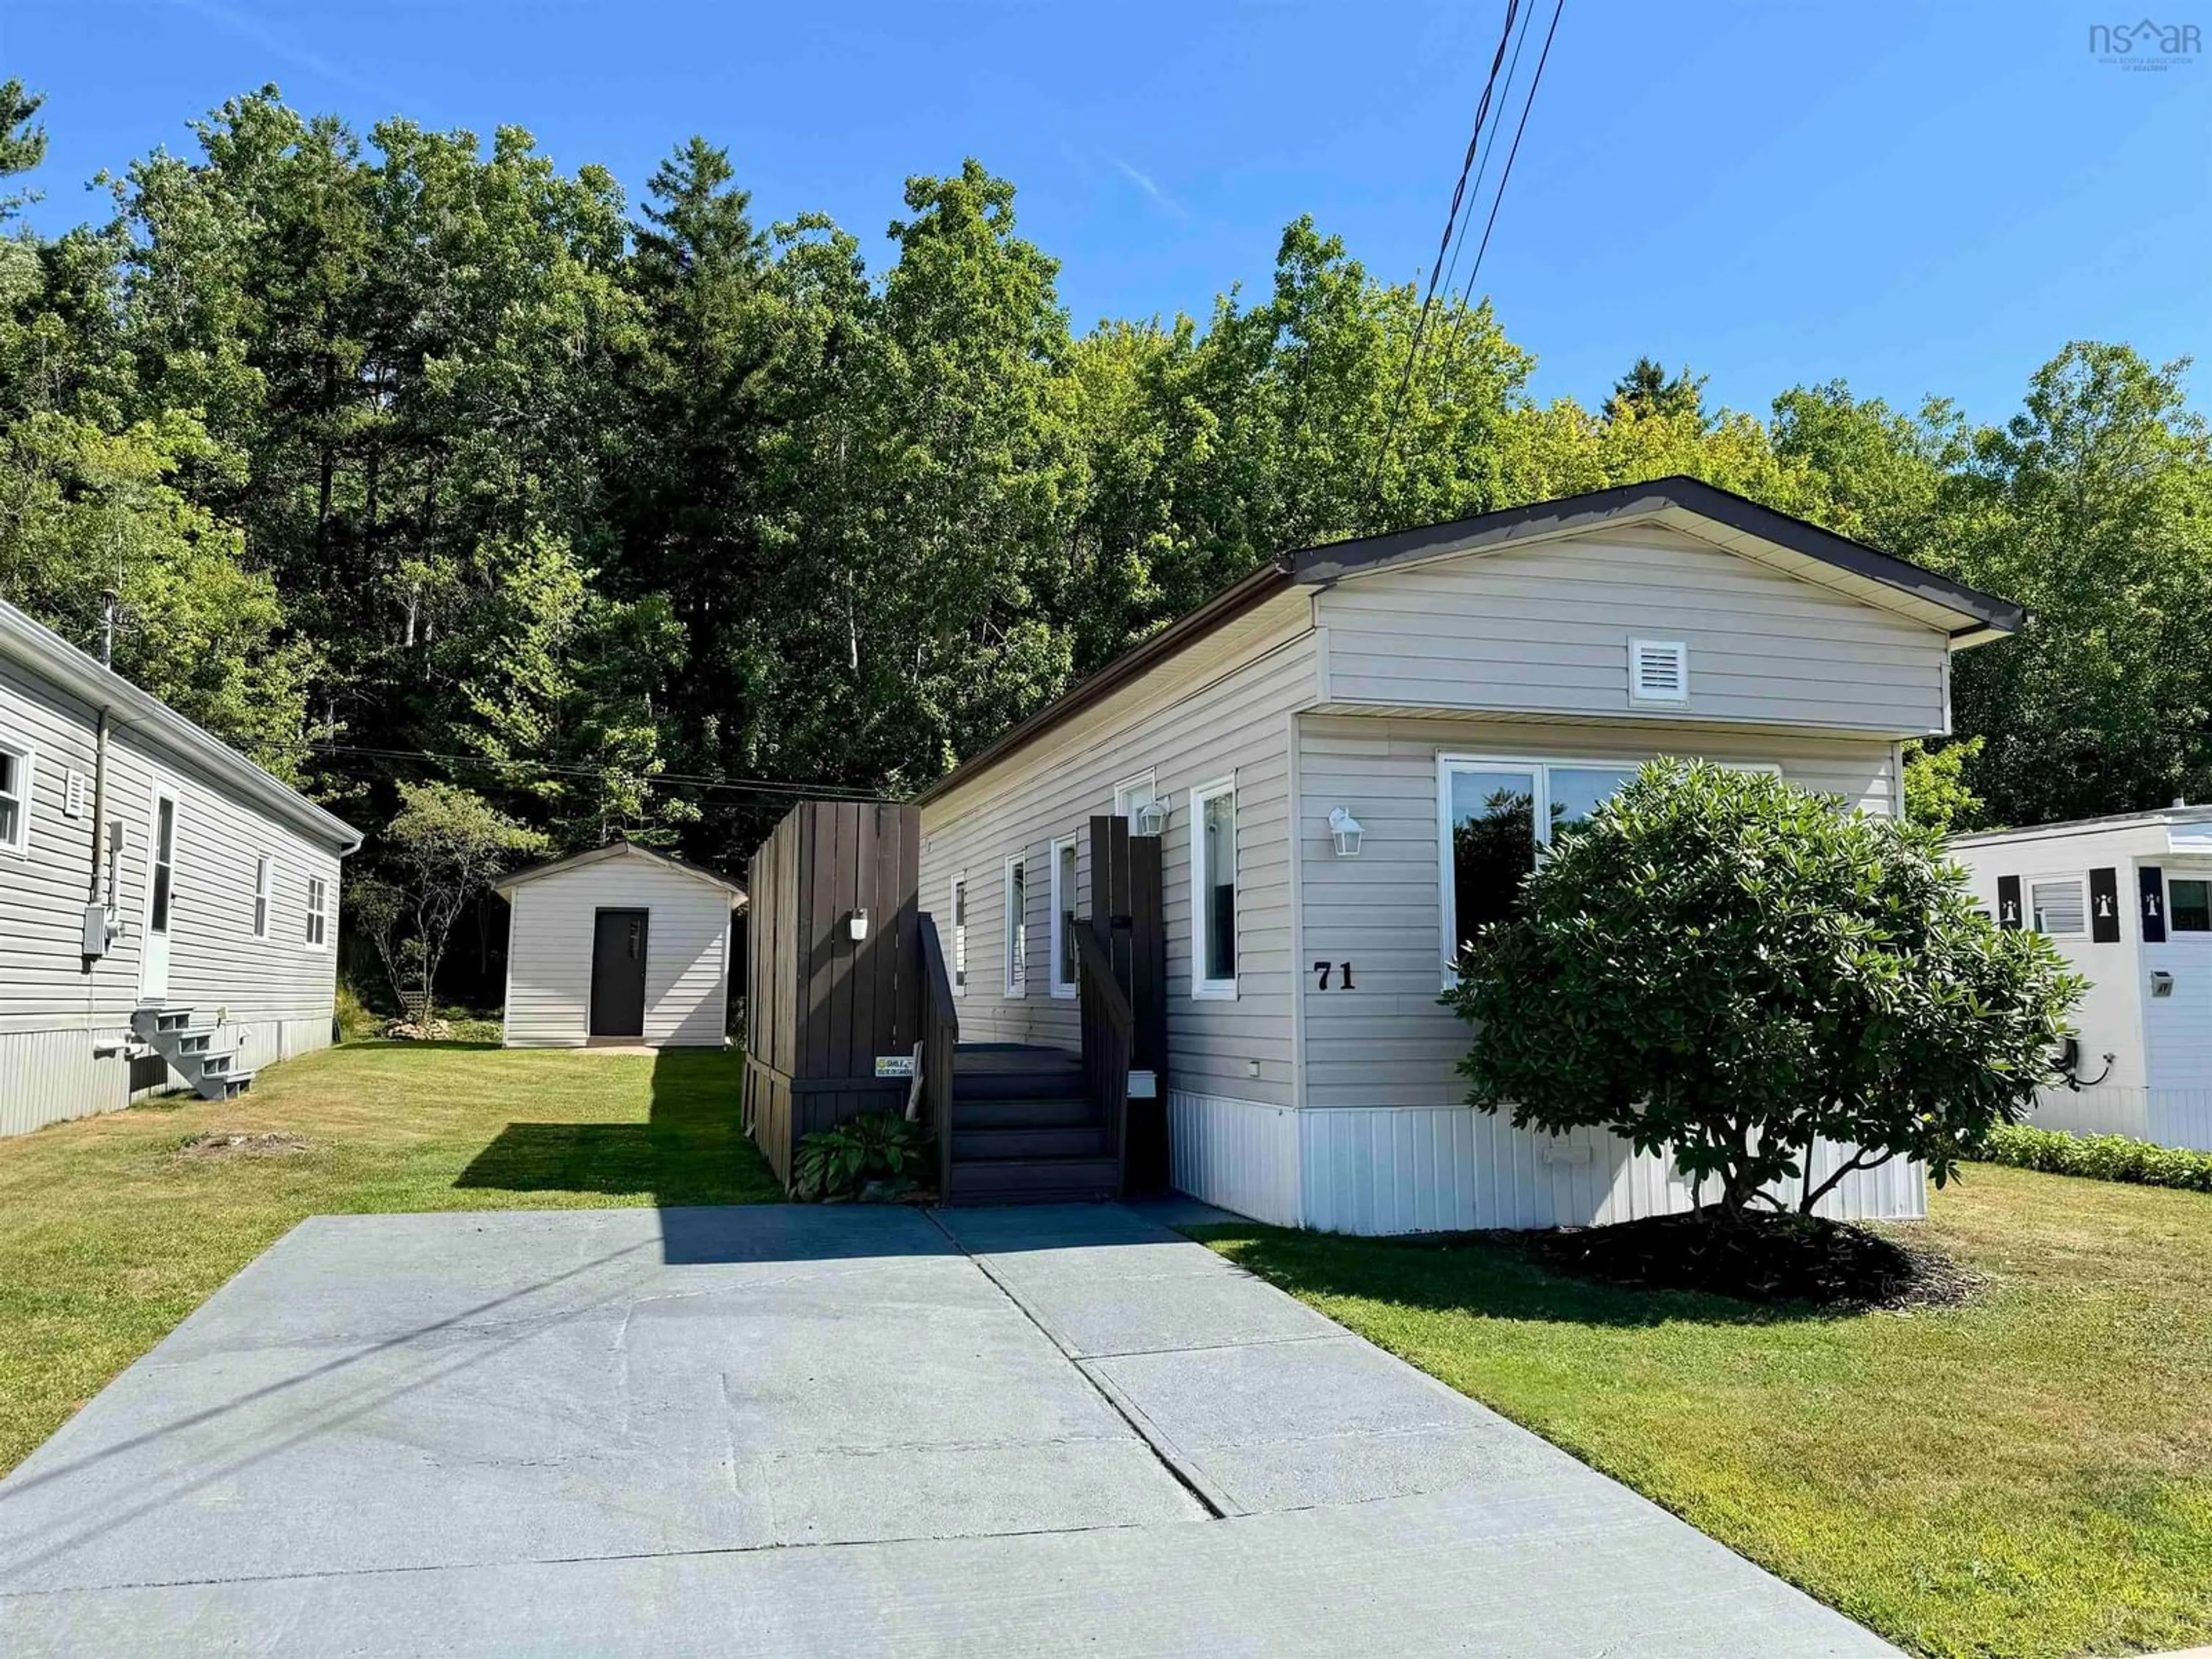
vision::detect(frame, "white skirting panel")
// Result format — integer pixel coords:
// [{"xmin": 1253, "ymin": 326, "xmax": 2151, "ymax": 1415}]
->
[
  {"xmin": 1171, "ymin": 1093, "xmax": 1926, "ymax": 1234},
  {"xmin": 2028, "ymin": 1086, "xmax": 2212, "ymax": 1153},
  {"xmin": 1168, "ymin": 1090, "xmax": 1302, "ymax": 1228}
]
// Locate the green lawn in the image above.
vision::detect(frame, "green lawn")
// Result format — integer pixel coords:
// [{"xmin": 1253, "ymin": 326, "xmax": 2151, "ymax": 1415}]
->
[
  {"xmin": 1195, "ymin": 1168, "xmax": 2212, "ymax": 1659},
  {"xmin": 0, "ymin": 1041, "xmax": 778, "ymax": 1478}
]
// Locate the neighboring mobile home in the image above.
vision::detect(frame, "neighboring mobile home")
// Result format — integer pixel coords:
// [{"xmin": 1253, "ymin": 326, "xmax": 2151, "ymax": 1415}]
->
[
  {"xmin": 497, "ymin": 842, "xmax": 745, "ymax": 1048},
  {"xmin": 1950, "ymin": 807, "xmax": 2212, "ymax": 1152},
  {"xmin": 0, "ymin": 600, "xmax": 361, "ymax": 1138},
  {"xmin": 914, "ymin": 477, "xmax": 2024, "ymax": 1233}
]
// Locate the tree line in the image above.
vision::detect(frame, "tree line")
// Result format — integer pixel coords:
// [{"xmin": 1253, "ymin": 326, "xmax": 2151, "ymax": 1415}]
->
[{"xmin": 2, "ymin": 80, "xmax": 2208, "ymax": 902}]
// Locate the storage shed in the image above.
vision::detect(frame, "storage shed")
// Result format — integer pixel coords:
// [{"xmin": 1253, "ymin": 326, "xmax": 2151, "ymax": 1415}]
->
[{"xmin": 497, "ymin": 842, "xmax": 746, "ymax": 1048}]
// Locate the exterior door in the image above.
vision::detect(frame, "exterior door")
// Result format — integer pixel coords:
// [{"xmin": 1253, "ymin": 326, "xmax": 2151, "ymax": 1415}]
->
[
  {"xmin": 139, "ymin": 784, "xmax": 180, "ymax": 1002},
  {"xmin": 589, "ymin": 908, "xmax": 650, "ymax": 1039}
]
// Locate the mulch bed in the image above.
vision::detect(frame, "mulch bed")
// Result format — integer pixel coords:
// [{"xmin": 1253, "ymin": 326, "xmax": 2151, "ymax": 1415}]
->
[
  {"xmin": 1520, "ymin": 1209, "xmax": 1983, "ymax": 1312},
  {"xmin": 172, "ymin": 1131, "xmax": 313, "ymax": 1162}
]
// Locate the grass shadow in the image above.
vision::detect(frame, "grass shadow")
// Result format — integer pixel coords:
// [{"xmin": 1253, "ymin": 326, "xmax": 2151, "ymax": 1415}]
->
[
  {"xmin": 1185, "ymin": 1222, "xmax": 1864, "ymax": 1331},
  {"xmin": 454, "ymin": 1047, "xmax": 781, "ymax": 1211}
]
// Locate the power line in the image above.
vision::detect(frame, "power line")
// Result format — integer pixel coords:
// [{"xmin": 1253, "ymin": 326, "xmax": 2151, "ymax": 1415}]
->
[
  {"xmin": 1437, "ymin": 0, "xmax": 1538, "ymax": 315},
  {"xmin": 309, "ymin": 743, "xmax": 888, "ymax": 803},
  {"xmin": 1453, "ymin": 0, "xmax": 1567, "ymax": 320},
  {"xmin": 1365, "ymin": 0, "xmax": 1525, "ymax": 518}
]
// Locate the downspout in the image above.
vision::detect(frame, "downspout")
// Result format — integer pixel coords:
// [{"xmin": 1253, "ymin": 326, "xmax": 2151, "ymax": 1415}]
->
[{"xmin": 82, "ymin": 592, "xmax": 116, "ymax": 972}]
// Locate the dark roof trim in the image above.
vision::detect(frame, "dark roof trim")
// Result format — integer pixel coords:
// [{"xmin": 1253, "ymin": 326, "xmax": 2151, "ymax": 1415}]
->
[
  {"xmin": 910, "ymin": 562, "xmax": 1296, "ymax": 806},
  {"xmin": 1290, "ymin": 475, "xmax": 2026, "ymax": 634},
  {"xmin": 912, "ymin": 477, "xmax": 2025, "ymax": 809}
]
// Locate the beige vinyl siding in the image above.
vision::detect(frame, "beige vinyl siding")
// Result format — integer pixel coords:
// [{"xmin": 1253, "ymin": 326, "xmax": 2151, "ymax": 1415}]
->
[
  {"xmin": 1294, "ymin": 711, "xmax": 1901, "ymax": 1111},
  {"xmin": 919, "ymin": 592, "xmax": 1316, "ymax": 1107},
  {"xmin": 1317, "ymin": 526, "xmax": 1952, "ymax": 735},
  {"xmin": 503, "ymin": 861, "xmax": 733, "ymax": 1048}
]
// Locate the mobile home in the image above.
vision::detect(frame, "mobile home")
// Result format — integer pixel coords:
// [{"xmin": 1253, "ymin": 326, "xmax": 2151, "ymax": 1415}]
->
[
  {"xmin": 913, "ymin": 477, "xmax": 2024, "ymax": 1232},
  {"xmin": 0, "ymin": 601, "xmax": 360, "ymax": 1137},
  {"xmin": 1950, "ymin": 807, "xmax": 2212, "ymax": 1152}
]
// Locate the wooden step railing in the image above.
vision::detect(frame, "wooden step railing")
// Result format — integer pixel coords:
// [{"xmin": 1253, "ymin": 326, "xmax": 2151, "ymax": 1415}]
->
[
  {"xmin": 1073, "ymin": 920, "xmax": 1135, "ymax": 1199},
  {"xmin": 915, "ymin": 912, "xmax": 958, "ymax": 1203}
]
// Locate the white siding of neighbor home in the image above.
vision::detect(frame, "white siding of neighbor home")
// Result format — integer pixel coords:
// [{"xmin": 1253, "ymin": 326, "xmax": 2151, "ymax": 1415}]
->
[
  {"xmin": 1317, "ymin": 525, "xmax": 1953, "ymax": 736},
  {"xmin": 502, "ymin": 858, "xmax": 734, "ymax": 1048},
  {"xmin": 0, "ymin": 657, "xmax": 349, "ymax": 1137},
  {"xmin": 918, "ymin": 590, "xmax": 1317, "ymax": 1108}
]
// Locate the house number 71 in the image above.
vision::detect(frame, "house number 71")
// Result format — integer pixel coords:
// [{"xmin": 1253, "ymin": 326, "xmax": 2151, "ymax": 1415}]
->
[{"xmin": 1313, "ymin": 961, "xmax": 1356, "ymax": 990}]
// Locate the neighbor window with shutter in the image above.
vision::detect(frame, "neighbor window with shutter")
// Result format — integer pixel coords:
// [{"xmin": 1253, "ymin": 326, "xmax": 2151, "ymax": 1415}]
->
[
  {"xmin": 1628, "ymin": 639, "xmax": 1689, "ymax": 705},
  {"xmin": 2029, "ymin": 877, "xmax": 2087, "ymax": 938}
]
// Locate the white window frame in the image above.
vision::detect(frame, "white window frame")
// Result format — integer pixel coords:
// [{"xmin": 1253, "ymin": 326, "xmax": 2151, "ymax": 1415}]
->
[
  {"xmin": 2166, "ymin": 873, "xmax": 2212, "ymax": 934},
  {"xmin": 1435, "ymin": 754, "xmax": 1783, "ymax": 974},
  {"xmin": 1002, "ymin": 854, "xmax": 1027, "ymax": 998},
  {"xmin": 0, "ymin": 737, "xmax": 34, "ymax": 856},
  {"xmin": 252, "ymin": 853, "xmax": 274, "ymax": 941},
  {"xmin": 1189, "ymin": 775, "xmax": 1238, "ymax": 999},
  {"xmin": 304, "ymin": 873, "xmax": 329, "ymax": 950},
  {"xmin": 1048, "ymin": 838, "xmax": 1081, "ymax": 998},
  {"xmin": 1112, "ymin": 769, "xmax": 1158, "ymax": 821},
  {"xmin": 2028, "ymin": 874, "xmax": 2088, "ymax": 939},
  {"xmin": 949, "ymin": 873, "xmax": 969, "ymax": 995}
]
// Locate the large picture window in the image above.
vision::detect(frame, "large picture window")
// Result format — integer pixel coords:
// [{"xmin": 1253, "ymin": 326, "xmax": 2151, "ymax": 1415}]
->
[
  {"xmin": 1049, "ymin": 838, "xmax": 1080, "ymax": 997},
  {"xmin": 1191, "ymin": 778, "xmax": 1237, "ymax": 997},
  {"xmin": 1003, "ymin": 855, "xmax": 1027, "ymax": 997},
  {"xmin": 1438, "ymin": 756, "xmax": 1778, "ymax": 967}
]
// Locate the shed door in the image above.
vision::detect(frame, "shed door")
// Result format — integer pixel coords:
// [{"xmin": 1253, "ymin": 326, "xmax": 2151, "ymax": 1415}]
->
[{"xmin": 590, "ymin": 908, "xmax": 650, "ymax": 1039}]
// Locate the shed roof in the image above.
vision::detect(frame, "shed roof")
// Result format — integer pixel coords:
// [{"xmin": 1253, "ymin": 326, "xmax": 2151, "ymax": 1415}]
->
[
  {"xmin": 1949, "ymin": 804, "xmax": 2212, "ymax": 850},
  {"xmin": 0, "ymin": 600, "xmax": 361, "ymax": 853},
  {"xmin": 495, "ymin": 840, "xmax": 748, "ymax": 903},
  {"xmin": 913, "ymin": 476, "xmax": 2025, "ymax": 808}
]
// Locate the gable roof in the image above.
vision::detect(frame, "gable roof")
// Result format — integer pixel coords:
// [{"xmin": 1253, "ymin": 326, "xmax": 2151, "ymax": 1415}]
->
[
  {"xmin": 912, "ymin": 476, "xmax": 2025, "ymax": 807},
  {"xmin": 495, "ymin": 840, "xmax": 748, "ymax": 904},
  {"xmin": 0, "ymin": 599, "xmax": 360, "ymax": 854}
]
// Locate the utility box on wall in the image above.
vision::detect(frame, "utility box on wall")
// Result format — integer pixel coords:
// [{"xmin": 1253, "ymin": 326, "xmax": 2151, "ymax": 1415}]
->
[{"xmin": 743, "ymin": 801, "xmax": 921, "ymax": 1189}]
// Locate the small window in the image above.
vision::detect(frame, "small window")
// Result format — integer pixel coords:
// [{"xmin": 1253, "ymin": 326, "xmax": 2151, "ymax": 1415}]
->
[
  {"xmin": 949, "ymin": 874, "xmax": 968, "ymax": 994},
  {"xmin": 304, "ymin": 874, "xmax": 328, "ymax": 949},
  {"xmin": 1191, "ymin": 778, "xmax": 1237, "ymax": 996},
  {"xmin": 252, "ymin": 854, "xmax": 272, "ymax": 940},
  {"xmin": 1628, "ymin": 639, "xmax": 1689, "ymax": 705},
  {"xmin": 2171, "ymin": 878, "xmax": 2211, "ymax": 933},
  {"xmin": 1003, "ymin": 856, "xmax": 1027, "ymax": 997},
  {"xmin": 2029, "ymin": 877, "xmax": 2086, "ymax": 938},
  {"xmin": 0, "ymin": 741, "xmax": 31, "ymax": 853},
  {"xmin": 1113, "ymin": 770, "xmax": 1158, "ymax": 827},
  {"xmin": 1050, "ymin": 838, "xmax": 1080, "ymax": 997}
]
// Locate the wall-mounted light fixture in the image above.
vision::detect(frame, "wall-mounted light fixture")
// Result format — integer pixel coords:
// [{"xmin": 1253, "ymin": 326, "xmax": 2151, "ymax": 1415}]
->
[
  {"xmin": 2151, "ymin": 969, "xmax": 2175, "ymax": 999},
  {"xmin": 1328, "ymin": 807, "xmax": 1365, "ymax": 858},
  {"xmin": 1133, "ymin": 801, "xmax": 1168, "ymax": 838},
  {"xmin": 847, "ymin": 908, "xmax": 869, "ymax": 943}
]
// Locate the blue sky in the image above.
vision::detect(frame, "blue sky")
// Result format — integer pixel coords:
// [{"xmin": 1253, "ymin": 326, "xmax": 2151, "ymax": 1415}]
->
[{"xmin": 6, "ymin": 1, "xmax": 2207, "ymax": 423}]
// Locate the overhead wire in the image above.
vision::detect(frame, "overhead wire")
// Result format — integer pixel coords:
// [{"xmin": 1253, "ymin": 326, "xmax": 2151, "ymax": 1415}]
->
[{"xmin": 308, "ymin": 743, "xmax": 888, "ymax": 804}]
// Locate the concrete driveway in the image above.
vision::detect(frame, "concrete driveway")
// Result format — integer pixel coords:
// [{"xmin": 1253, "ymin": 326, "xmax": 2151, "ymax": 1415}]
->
[{"xmin": 0, "ymin": 1203, "xmax": 1894, "ymax": 1656}]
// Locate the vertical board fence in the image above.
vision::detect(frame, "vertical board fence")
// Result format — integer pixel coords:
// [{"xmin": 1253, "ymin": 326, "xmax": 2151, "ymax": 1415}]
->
[{"xmin": 744, "ymin": 802, "xmax": 921, "ymax": 1188}]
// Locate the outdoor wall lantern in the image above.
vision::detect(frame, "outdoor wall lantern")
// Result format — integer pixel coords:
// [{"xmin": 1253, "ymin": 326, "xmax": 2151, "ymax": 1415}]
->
[
  {"xmin": 1328, "ymin": 807, "xmax": 1365, "ymax": 858},
  {"xmin": 2151, "ymin": 969, "xmax": 2175, "ymax": 999},
  {"xmin": 847, "ymin": 908, "xmax": 869, "ymax": 943},
  {"xmin": 1133, "ymin": 801, "xmax": 1168, "ymax": 838}
]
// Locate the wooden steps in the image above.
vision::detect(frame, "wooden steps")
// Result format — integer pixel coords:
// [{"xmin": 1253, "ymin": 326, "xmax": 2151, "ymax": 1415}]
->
[{"xmin": 941, "ymin": 1044, "xmax": 1113, "ymax": 1206}]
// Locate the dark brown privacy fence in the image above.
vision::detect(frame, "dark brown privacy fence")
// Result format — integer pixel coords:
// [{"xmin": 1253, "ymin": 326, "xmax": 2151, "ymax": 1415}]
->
[{"xmin": 744, "ymin": 801, "xmax": 921, "ymax": 1188}]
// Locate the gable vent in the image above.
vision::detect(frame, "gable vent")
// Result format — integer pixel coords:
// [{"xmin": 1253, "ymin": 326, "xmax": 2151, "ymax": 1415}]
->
[{"xmin": 1629, "ymin": 639, "xmax": 1689, "ymax": 704}]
